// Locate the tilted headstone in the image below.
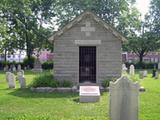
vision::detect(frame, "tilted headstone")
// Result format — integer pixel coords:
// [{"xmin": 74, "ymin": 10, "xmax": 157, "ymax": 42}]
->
[
  {"xmin": 17, "ymin": 64, "xmax": 21, "ymax": 71},
  {"xmin": 32, "ymin": 58, "xmax": 43, "ymax": 72},
  {"xmin": 129, "ymin": 64, "xmax": 135, "ymax": 76},
  {"xmin": 109, "ymin": 76, "xmax": 139, "ymax": 120},
  {"xmin": 7, "ymin": 72, "xmax": 16, "ymax": 88}
]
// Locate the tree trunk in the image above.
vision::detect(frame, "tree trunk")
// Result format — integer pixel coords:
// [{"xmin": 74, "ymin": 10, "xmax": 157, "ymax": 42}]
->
[
  {"xmin": 139, "ymin": 54, "xmax": 143, "ymax": 63},
  {"xmin": 139, "ymin": 52, "xmax": 145, "ymax": 69},
  {"xmin": 4, "ymin": 48, "xmax": 7, "ymax": 62}
]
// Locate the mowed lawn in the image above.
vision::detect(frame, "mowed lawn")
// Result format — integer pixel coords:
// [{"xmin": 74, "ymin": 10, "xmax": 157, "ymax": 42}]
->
[{"xmin": 0, "ymin": 70, "xmax": 160, "ymax": 120}]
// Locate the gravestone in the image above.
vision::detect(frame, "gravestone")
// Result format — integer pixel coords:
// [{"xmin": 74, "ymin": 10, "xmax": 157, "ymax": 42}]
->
[
  {"xmin": 32, "ymin": 58, "xmax": 43, "ymax": 72},
  {"xmin": 6, "ymin": 72, "xmax": 10, "ymax": 82},
  {"xmin": 12, "ymin": 65, "xmax": 16, "ymax": 72},
  {"xmin": 79, "ymin": 86, "xmax": 100, "ymax": 102},
  {"xmin": 158, "ymin": 63, "xmax": 160, "ymax": 70},
  {"xmin": 129, "ymin": 64, "xmax": 135, "ymax": 76},
  {"xmin": 139, "ymin": 71, "xmax": 144, "ymax": 79},
  {"xmin": 109, "ymin": 76, "xmax": 139, "ymax": 120},
  {"xmin": 17, "ymin": 70, "xmax": 24, "ymax": 80},
  {"xmin": 17, "ymin": 64, "xmax": 21, "ymax": 71},
  {"xmin": 143, "ymin": 70, "xmax": 148, "ymax": 77},
  {"xmin": 19, "ymin": 76, "xmax": 26, "ymax": 88},
  {"xmin": 122, "ymin": 64, "xmax": 127, "ymax": 73},
  {"xmin": 7, "ymin": 72, "xmax": 16, "ymax": 88},
  {"xmin": 4, "ymin": 65, "xmax": 9, "ymax": 72},
  {"xmin": 155, "ymin": 71, "xmax": 159, "ymax": 79}
]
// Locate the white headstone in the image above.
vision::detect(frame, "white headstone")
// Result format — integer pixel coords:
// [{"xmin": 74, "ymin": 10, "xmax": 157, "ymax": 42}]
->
[
  {"xmin": 129, "ymin": 64, "xmax": 135, "ymax": 76},
  {"xmin": 109, "ymin": 76, "xmax": 139, "ymax": 120},
  {"xmin": 143, "ymin": 70, "xmax": 148, "ymax": 77},
  {"xmin": 7, "ymin": 72, "xmax": 16, "ymax": 88},
  {"xmin": 122, "ymin": 64, "xmax": 127, "ymax": 73},
  {"xmin": 17, "ymin": 64, "xmax": 21, "ymax": 71},
  {"xmin": 79, "ymin": 86, "xmax": 100, "ymax": 102}
]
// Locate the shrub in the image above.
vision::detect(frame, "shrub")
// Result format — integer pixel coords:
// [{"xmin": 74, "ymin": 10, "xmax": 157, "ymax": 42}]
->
[
  {"xmin": 23, "ymin": 56, "xmax": 35, "ymax": 69},
  {"xmin": 102, "ymin": 80, "xmax": 110, "ymax": 88},
  {"xmin": 125, "ymin": 62, "xmax": 158, "ymax": 69},
  {"xmin": 29, "ymin": 73, "xmax": 73, "ymax": 88},
  {"xmin": 58, "ymin": 80, "xmax": 73, "ymax": 87},
  {"xmin": 42, "ymin": 62, "xmax": 53, "ymax": 70}
]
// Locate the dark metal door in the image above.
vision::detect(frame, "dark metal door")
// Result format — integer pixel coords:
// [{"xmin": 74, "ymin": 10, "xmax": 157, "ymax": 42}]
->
[{"xmin": 79, "ymin": 46, "xmax": 96, "ymax": 83}]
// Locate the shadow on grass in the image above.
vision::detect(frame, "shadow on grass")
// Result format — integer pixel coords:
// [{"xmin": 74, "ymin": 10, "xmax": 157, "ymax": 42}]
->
[
  {"xmin": 73, "ymin": 98, "xmax": 80, "ymax": 103},
  {"xmin": 8, "ymin": 88, "xmax": 78, "ymax": 99}
]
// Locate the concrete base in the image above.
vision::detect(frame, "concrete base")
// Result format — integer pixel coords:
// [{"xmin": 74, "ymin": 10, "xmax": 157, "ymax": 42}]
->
[{"xmin": 79, "ymin": 86, "xmax": 100, "ymax": 103}]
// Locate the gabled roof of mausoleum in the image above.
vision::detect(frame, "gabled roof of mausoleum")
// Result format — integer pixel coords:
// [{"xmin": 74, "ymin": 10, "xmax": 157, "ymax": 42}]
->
[{"xmin": 48, "ymin": 11, "xmax": 127, "ymax": 43}]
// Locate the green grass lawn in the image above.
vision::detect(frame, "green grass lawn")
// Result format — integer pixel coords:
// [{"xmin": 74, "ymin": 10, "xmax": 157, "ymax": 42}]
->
[{"xmin": 0, "ymin": 70, "xmax": 160, "ymax": 120}]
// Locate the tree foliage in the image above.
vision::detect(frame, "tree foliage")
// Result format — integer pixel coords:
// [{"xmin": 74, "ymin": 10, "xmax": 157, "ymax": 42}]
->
[{"xmin": 0, "ymin": 0, "xmax": 55, "ymax": 62}]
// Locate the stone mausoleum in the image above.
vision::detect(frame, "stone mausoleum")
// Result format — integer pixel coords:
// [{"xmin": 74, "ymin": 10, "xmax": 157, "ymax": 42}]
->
[{"xmin": 49, "ymin": 11, "xmax": 127, "ymax": 85}]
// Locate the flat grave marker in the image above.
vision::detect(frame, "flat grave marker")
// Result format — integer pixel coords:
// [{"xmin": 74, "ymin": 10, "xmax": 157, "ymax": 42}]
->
[{"xmin": 79, "ymin": 86, "xmax": 100, "ymax": 103}]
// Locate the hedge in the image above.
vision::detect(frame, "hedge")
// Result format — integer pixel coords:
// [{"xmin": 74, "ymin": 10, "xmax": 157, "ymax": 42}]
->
[
  {"xmin": 0, "ymin": 61, "xmax": 53, "ymax": 70},
  {"xmin": 125, "ymin": 62, "xmax": 158, "ymax": 69}
]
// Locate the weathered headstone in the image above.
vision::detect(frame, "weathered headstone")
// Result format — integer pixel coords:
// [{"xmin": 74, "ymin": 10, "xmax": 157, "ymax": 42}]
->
[
  {"xmin": 17, "ymin": 70, "xmax": 24, "ymax": 79},
  {"xmin": 17, "ymin": 64, "xmax": 21, "ymax": 71},
  {"xmin": 79, "ymin": 86, "xmax": 100, "ymax": 102},
  {"xmin": 139, "ymin": 71, "xmax": 144, "ymax": 79},
  {"xmin": 129, "ymin": 64, "xmax": 135, "ymax": 76},
  {"xmin": 32, "ymin": 58, "xmax": 43, "ymax": 72},
  {"xmin": 4, "ymin": 65, "xmax": 9, "ymax": 72},
  {"xmin": 143, "ymin": 70, "xmax": 148, "ymax": 77},
  {"xmin": 155, "ymin": 71, "xmax": 159, "ymax": 79},
  {"xmin": 158, "ymin": 63, "xmax": 160, "ymax": 70},
  {"xmin": 6, "ymin": 72, "xmax": 10, "ymax": 82},
  {"xmin": 12, "ymin": 65, "xmax": 16, "ymax": 72},
  {"xmin": 19, "ymin": 76, "xmax": 26, "ymax": 88},
  {"xmin": 122, "ymin": 64, "xmax": 127, "ymax": 73},
  {"xmin": 7, "ymin": 72, "xmax": 16, "ymax": 88},
  {"xmin": 109, "ymin": 76, "xmax": 139, "ymax": 120}
]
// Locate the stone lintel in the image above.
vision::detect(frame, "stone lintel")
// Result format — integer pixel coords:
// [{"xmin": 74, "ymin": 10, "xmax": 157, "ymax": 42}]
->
[{"xmin": 75, "ymin": 40, "xmax": 101, "ymax": 46}]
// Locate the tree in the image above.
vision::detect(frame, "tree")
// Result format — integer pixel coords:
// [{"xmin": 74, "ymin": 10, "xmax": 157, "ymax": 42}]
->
[
  {"xmin": 54, "ymin": 0, "xmax": 136, "ymax": 29},
  {"xmin": 123, "ymin": 0, "xmax": 160, "ymax": 64},
  {"xmin": 0, "ymin": 0, "xmax": 55, "ymax": 64},
  {"xmin": 149, "ymin": 0, "xmax": 160, "ymax": 43}
]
